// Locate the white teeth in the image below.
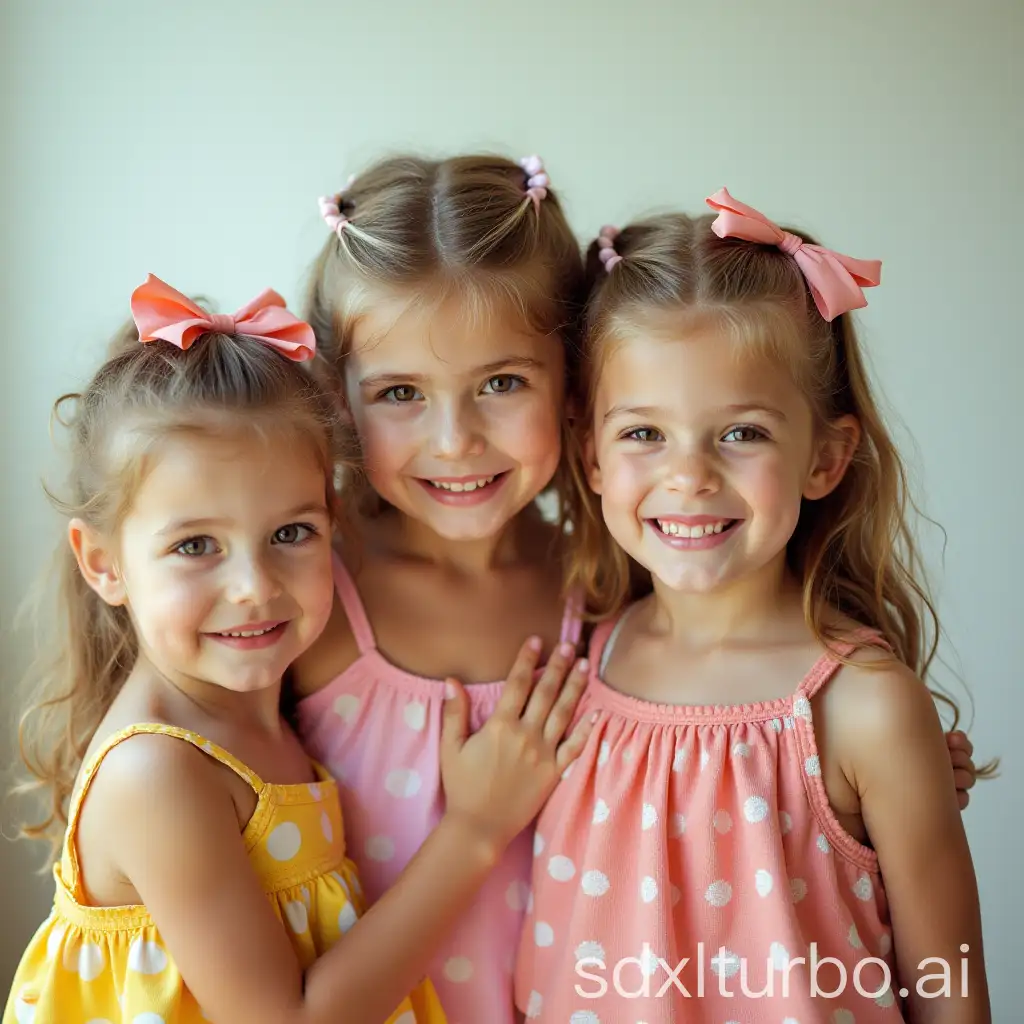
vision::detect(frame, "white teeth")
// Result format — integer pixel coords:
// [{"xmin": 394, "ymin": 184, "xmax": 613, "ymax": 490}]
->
[
  {"xmin": 656, "ymin": 519, "xmax": 731, "ymax": 539},
  {"xmin": 429, "ymin": 475, "xmax": 496, "ymax": 493},
  {"xmin": 220, "ymin": 627, "xmax": 273, "ymax": 638}
]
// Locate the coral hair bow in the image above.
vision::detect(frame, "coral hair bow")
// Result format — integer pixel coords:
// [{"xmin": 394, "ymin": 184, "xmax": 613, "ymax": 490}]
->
[
  {"xmin": 130, "ymin": 274, "xmax": 316, "ymax": 361},
  {"xmin": 706, "ymin": 188, "xmax": 881, "ymax": 322}
]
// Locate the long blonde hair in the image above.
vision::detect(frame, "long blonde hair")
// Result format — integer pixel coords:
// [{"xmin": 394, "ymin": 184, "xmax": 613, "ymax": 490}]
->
[
  {"xmin": 14, "ymin": 315, "xmax": 343, "ymax": 856},
  {"xmin": 569, "ymin": 210, "xmax": 984, "ymax": 739},
  {"xmin": 304, "ymin": 153, "xmax": 585, "ymax": 523}
]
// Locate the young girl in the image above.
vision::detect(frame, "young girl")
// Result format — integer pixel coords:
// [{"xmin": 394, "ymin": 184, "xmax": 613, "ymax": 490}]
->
[
  {"xmin": 5, "ymin": 275, "xmax": 591, "ymax": 1024},
  {"xmin": 290, "ymin": 153, "xmax": 587, "ymax": 1022},
  {"xmin": 291, "ymin": 156, "xmax": 978, "ymax": 1022},
  {"xmin": 515, "ymin": 192, "xmax": 990, "ymax": 1022}
]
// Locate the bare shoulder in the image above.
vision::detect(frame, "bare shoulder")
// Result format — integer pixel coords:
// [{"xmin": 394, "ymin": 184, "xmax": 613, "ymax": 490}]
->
[
  {"xmin": 81, "ymin": 730, "xmax": 228, "ymax": 829},
  {"xmin": 74, "ymin": 729, "xmax": 237, "ymax": 900},
  {"xmin": 822, "ymin": 642, "xmax": 938, "ymax": 738},
  {"xmin": 816, "ymin": 637, "xmax": 947, "ymax": 798}
]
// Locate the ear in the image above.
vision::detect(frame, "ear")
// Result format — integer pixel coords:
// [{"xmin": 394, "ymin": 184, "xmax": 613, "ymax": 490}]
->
[
  {"xmin": 584, "ymin": 431, "xmax": 603, "ymax": 495},
  {"xmin": 803, "ymin": 415, "xmax": 861, "ymax": 501},
  {"xmin": 68, "ymin": 518, "xmax": 127, "ymax": 606}
]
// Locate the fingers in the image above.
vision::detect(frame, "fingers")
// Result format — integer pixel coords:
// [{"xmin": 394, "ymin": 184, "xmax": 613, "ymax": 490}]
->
[
  {"xmin": 493, "ymin": 637, "xmax": 543, "ymax": 721},
  {"xmin": 953, "ymin": 767, "xmax": 976, "ymax": 792},
  {"xmin": 950, "ymin": 749, "xmax": 976, "ymax": 775},
  {"xmin": 946, "ymin": 730, "xmax": 973, "ymax": 756},
  {"xmin": 521, "ymin": 642, "xmax": 580, "ymax": 730},
  {"xmin": 554, "ymin": 713, "xmax": 597, "ymax": 773},
  {"xmin": 541, "ymin": 657, "xmax": 590, "ymax": 747},
  {"xmin": 958, "ymin": 790, "xmax": 971, "ymax": 812},
  {"xmin": 439, "ymin": 679, "xmax": 470, "ymax": 764}
]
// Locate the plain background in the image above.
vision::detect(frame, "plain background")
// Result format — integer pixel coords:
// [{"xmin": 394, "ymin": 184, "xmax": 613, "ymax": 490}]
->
[{"xmin": 2, "ymin": 0, "xmax": 1020, "ymax": 1015}]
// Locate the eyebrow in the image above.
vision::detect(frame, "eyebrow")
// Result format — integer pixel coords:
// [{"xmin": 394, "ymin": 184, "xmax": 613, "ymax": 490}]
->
[
  {"xmin": 359, "ymin": 356, "xmax": 545, "ymax": 390},
  {"xmin": 603, "ymin": 403, "xmax": 788, "ymax": 423},
  {"xmin": 157, "ymin": 502, "xmax": 330, "ymax": 536}
]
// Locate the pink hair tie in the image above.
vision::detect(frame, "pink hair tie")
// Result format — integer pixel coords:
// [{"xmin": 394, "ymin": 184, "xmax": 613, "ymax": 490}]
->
[
  {"xmin": 519, "ymin": 155, "xmax": 549, "ymax": 213},
  {"xmin": 706, "ymin": 188, "xmax": 881, "ymax": 322},
  {"xmin": 318, "ymin": 194, "xmax": 349, "ymax": 239},
  {"xmin": 597, "ymin": 225, "xmax": 622, "ymax": 271}
]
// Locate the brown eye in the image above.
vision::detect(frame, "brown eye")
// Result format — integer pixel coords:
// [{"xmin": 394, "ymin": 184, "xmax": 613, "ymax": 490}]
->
[
  {"xmin": 273, "ymin": 524, "xmax": 314, "ymax": 545},
  {"xmin": 383, "ymin": 385, "xmax": 421, "ymax": 403},
  {"xmin": 722, "ymin": 426, "xmax": 765, "ymax": 443},
  {"xmin": 482, "ymin": 375, "xmax": 524, "ymax": 395},
  {"xmin": 624, "ymin": 427, "xmax": 664, "ymax": 443}
]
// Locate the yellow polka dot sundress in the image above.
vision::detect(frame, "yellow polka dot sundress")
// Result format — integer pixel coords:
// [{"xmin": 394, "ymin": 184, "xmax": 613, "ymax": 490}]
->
[{"xmin": 4, "ymin": 723, "xmax": 446, "ymax": 1024}]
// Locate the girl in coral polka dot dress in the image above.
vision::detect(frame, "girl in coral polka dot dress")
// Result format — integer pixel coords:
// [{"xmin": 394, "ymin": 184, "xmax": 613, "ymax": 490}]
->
[
  {"xmin": 515, "ymin": 193, "xmax": 992, "ymax": 1023},
  {"xmin": 4, "ymin": 276, "xmax": 590, "ymax": 1024}
]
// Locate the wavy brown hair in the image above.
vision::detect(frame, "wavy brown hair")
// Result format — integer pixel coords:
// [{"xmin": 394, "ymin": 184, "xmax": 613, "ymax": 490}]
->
[
  {"xmin": 568, "ymin": 210, "xmax": 990, "ymax": 747},
  {"xmin": 13, "ymin": 314, "xmax": 344, "ymax": 858},
  {"xmin": 303, "ymin": 153, "xmax": 585, "ymax": 523}
]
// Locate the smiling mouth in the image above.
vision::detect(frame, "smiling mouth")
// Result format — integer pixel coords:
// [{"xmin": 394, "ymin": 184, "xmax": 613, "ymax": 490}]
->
[
  {"xmin": 205, "ymin": 621, "xmax": 289, "ymax": 648},
  {"xmin": 653, "ymin": 518, "xmax": 739, "ymax": 539},
  {"xmin": 216, "ymin": 625, "xmax": 280, "ymax": 638},
  {"xmin": 424, "ymin": 473, "xmax": 502, "ymax": 493}
]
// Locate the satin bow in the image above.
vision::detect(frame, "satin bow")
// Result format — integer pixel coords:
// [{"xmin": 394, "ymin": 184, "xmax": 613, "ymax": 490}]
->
[
  {"xmin": 130, "ymin": 274, "xmax": 316, "ymax": 361},
  {"xmin": 706, "ymin": 188, "xmax": 881, "ymax": 322}
]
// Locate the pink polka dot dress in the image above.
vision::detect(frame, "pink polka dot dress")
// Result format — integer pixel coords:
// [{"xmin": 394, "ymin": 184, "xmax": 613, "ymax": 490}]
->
[
  {"xmin": 515, "ymin": 609, "xmax": 904, "ymax": 1023},
  {"xmin": 296, "ymin": 554, "xmax": 583, "ymax": 1024}
]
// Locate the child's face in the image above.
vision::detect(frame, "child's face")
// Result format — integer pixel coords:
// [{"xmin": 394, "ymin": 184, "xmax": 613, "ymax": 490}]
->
[
  {"xmin": 104, "ymin": 429, "xmax": 334, "ymax": 695},
  {"xmin": 344, "ymin": 294, "xmax": 565, "ymax": 543},
  {"xmin": 588, "ymin": 324, "xmax": 842, "ymax": 596}
]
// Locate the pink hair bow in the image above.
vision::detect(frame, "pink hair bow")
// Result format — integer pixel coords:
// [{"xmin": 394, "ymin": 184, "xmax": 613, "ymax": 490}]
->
[
  {"xmin": 520, "ymin": 155, "xmax": 550, "ymax": 212},
  {"xmin": 706, "ymin": 188, "xmax": 881, "ymax": 322},
  {"xmin": 130, "ymin": 274, "xmax": 316, "ymax": 361}
]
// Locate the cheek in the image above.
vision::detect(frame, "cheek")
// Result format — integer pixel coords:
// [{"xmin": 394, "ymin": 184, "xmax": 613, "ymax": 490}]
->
[
  {"xmin": 497, "ymin": 400, "xmax": 562, "ymax": 474},
  {"xmin": 356, "ymin": 411, "xmax": 415, "ymax": 473},
  {"xmin": 739, "ymin": 455, "xmax": 805, "ymax": 522},
  {"xmin": 597, "ymin": 451, "xmax": 649, "ymax": 506},
  {"xmin": 294, "ymin": 552, "xmax": 336, "ymax": 624},
  {"xmin": 131, "ymin": 565, "xmax": 215, "ymax": 642}
]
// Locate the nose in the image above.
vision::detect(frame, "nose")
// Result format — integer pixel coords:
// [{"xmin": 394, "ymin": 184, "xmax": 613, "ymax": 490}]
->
[
  {"xmin": 431, "ymin": 397, "xmax": 485, "ymax": 461},
  {"xmin": 664, "ymin": 448, "xmax": 720, "ymax": 498},
  {"xmin": 225, "ymin": 549, "xmax": 282, "ymax": 607}
]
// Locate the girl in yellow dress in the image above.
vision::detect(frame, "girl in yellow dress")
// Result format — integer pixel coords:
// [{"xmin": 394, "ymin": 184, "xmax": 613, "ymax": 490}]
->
[{"xmin": 5, "ymin": 275, "xmax": 591, "ymax": 1024}]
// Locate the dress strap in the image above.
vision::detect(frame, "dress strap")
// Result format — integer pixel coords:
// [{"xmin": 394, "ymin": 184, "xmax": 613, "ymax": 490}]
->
[
  {"xmin": 797, "ymin": 628, "xmax": 893, "ymax": 700},
  {"xmin": 589, "ymin": 603, "xmax": 637, "ymax": 678},
  {"xmin": 558, "ymin": 587, "xmax": 585, "ymax": 649},
  {"xmin": 331, "ymin": 550, "xmax": 377, "ymax": 656},
  {"xmin": 62, "ymin": 723, "xmax": 264, "ymax": 900}
]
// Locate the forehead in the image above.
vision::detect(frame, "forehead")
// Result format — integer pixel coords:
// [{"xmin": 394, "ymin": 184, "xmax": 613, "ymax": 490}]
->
[
  {"xmin": 596, "ymin": 325, "xmax": 805, "ymax": 415},
  {"xmin": 125, "ymin": 427, "xmax": 327, "ymax": 523},
  {"xmin": 348, "ymin": 291, "xmax": 563, "ymax": 377}
]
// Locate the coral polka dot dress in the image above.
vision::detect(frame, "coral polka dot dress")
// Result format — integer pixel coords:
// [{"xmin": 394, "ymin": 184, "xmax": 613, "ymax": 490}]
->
[
  {"xmin": 515, "ymin": 609, "xmax": 905, "ymax": 1023},
  {"xmin": 4, "ymin": 723, "xmax": 446, "ymax": 1024}
]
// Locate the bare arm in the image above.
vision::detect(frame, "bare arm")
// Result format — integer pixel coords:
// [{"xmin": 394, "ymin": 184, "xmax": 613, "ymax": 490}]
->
[
  {"xmin": 101, "ymin": 639, "xmax": 591, "ymax": 1024},
  {"xmin": 841, "ymin": 660, "xmax": 990, "ymax": 1023}
]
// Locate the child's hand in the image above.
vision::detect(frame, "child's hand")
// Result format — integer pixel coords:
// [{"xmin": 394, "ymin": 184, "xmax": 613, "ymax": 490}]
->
[
  {"xmin": 947, "ymin": 730, "xmax": 976, "ymax": 810},
  {"xmin": 440, "ymin": 636, "xmax": 592, "ymax": 854}
]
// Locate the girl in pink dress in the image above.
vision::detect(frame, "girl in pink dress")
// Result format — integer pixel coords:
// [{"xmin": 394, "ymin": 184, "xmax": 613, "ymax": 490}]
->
[
  {"xmin": 290, "ymin": 153, "xmax": 588, "ymax": 1024},
  {"xmin": 516, "ymin": 192, "xmax": 991, "ymax": 1023}
]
